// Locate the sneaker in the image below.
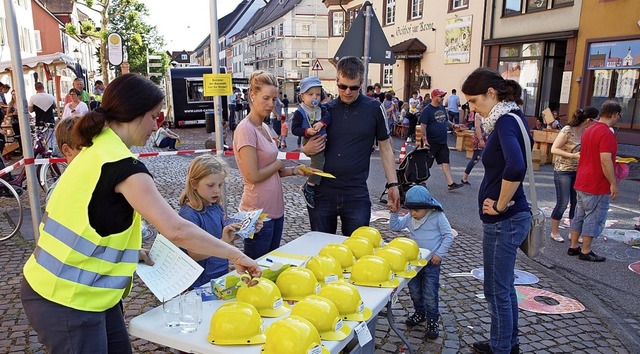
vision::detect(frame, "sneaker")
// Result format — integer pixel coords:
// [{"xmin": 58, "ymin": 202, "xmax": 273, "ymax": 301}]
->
[
  {"xmin": 448, "ymin": 182, "xmax": 464, "ymax": 191},
  {"xmin": 472, "ymin": 341, "xmax": 520, "ymax": 354},
  {"xmin": 578, "ymin": 250, "xmax": 606, "ymax": 262},
  {"xmin": 635, "ymin": 224, "xmax": 640, "ymax": 232},
  {"xmin": 567, "ymin": 246, "xmax": 581, "ymax": 256},
  {"xmin": 549, "ymin": 232, "xmax": 564, "ymax": 242},
  {"xmin": 425, "ymin": 318, "xmax": 439, "ymax": 339},
  {"xmin": 405, "ymin": 312, "xmax": 426, "ymax": 326},
  {"xmin": 461, "ymin": 179, "xmax": 471, "ymax": 185},
  {"xmin": 300, "ymin": 183, "xmax": 315, "ymax": 209}
]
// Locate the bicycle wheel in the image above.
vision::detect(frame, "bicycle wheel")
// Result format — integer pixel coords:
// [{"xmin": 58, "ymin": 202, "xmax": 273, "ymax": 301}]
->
[
  {"xmin": 39, "ymin": 161, "xmax": 68, "ymax": 193},
  {"xmin": 0, "ymin": 178, "xmax": 23, "ymax": 241}
]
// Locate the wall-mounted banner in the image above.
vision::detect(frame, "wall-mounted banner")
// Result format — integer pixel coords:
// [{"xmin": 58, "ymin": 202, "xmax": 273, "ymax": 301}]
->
[
  {"xmin": 444, "ymin": 15, "xmax": 472, "ymax": 64},
  {"xmin": 107, "ymin": 33, "xmax": 123, "ymax": 66}
]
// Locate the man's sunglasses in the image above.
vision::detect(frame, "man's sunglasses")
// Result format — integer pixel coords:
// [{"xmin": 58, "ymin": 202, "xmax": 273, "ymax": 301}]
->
[{"xmin": 337, "ymin": 83, "xmax": 361, "ymax": 91}]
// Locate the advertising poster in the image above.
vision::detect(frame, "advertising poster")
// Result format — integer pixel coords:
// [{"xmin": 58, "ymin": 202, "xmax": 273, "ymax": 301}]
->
[
  {"xmin": 588, "ymin": 39, "xmax": 640, "ymax": 70},
  {"xmin": 444, "ymin": 15, "xmax": 472, "ymax": 64}
]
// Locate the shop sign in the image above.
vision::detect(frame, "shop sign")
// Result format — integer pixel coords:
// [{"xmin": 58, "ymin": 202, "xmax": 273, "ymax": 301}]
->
[{"xmin": 588, "ymin": 38, "xmax": 640, "ymax": 70}]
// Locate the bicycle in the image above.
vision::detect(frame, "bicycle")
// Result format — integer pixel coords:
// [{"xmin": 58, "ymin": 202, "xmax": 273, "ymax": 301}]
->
[
  {"xmin": 0, "ymin": 172, "xmax": 23, "ymax": 241},
  {"xmin": 2, "ymin": 123, "xmax": 66, "ymax": 193}
]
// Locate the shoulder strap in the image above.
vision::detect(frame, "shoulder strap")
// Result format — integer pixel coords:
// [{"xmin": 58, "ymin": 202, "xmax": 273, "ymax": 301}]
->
[{"xmin": 508, "ymin": 113, "xmax": 538, "ymax": 211}]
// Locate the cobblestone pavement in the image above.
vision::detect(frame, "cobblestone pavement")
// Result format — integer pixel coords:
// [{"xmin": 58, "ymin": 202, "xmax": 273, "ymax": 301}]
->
[{"xmin": 0, "ymin": 127, "xmax": 638, "ymax": 354}]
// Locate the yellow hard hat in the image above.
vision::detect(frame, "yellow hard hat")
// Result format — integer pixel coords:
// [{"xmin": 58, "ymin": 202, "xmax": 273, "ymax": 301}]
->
[
  {"xmin": 342, "ymin": 236, "xmax": 374, "ymax": 260},
  {"xmin": 236, "ymin": 278, "xmax": 290, "ymax": 318},
  {"xmin": 305, "ymin": 255, "xmax": 344, "ymax": 285},
  {"xmin": 387, "ymin": 237, "xmax": 427, "ymax": 266},
  {"xmin": 317, "ymin": 281, "xmax": 372, "ymax": 321},
  {"xmin": 351, "ymin": 226, "xmax": 383, "ymax": 248},
  {"xmin": 319, "ymin": 243, "xmax": 356, "ymax": 272},
  {"xmin": 290, "ymin": 295, "xmax": 352, "ymax": 341},
  {"xmin": 349, "ymin": 255, "xmax": 400, "ymax": 288},
  {"xmin": 260, "ymin": 315, "xmax": 330, "ymax": 354},
  {"xmin": 275, "ymin": 266, "xmax": 321, "ymax": 302},
  {"xmin": 207, "ymin": 302, "xmax": 266, "ymax": 345},
  {"xmin": 375, "ymin": 247, "xmax": 417, "ymax": 278}
]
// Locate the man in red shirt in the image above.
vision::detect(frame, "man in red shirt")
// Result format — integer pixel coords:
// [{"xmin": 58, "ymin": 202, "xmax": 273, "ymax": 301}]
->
[{"xmin": 568, "ymin": 100, "xmax": 621, "ymax": 262}]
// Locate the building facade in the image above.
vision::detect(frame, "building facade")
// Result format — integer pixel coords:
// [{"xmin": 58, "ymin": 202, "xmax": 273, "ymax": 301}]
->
[{"xmin": 572, "ymin": 0, "xmax": 639, "ymax": 145}]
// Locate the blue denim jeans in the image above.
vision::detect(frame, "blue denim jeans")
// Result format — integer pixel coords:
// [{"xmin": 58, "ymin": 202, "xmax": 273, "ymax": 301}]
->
[
  {"xmin": 243, "ymin": 216, "xmax": 284, "ymax": 259},
  {"xmin": 464, "ymin": 149, "xmax": 483, "ymax": 175},
  {"xmin": 482, "ymin": 211, "xmax": 531, "ymax": 354},
  {"xmin": 551, "ymin": 170, "xmax": 577, "ymax": 221},
  {"xmin": 570, "ymin": 191, "xmax": 609, "ymax": 238},
  {"xmin": 407, "ymin": 262, "xmax": 441, "ymax": 319},
  {"xmin": 308, "ymin": 191, "xmax": 371, "ymax": 236}
]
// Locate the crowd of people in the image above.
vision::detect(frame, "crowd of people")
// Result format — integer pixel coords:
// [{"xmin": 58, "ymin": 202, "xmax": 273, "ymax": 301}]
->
[{"xmin": 4, "ymin": 56, "xmax": 632, "ymax": 354}]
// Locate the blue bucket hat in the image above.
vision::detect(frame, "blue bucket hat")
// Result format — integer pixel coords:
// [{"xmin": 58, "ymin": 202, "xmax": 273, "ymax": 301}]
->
[
  {"xmin": 299, "ymin": 76, "xmax": 322, "ymax": 94},
  {"xmin": 404, "ymin": 185, "xmax": 443, "ymax": 211}
]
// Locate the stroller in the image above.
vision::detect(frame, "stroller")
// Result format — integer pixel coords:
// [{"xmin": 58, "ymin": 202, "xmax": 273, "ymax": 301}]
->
[{"xmin": 380, "ymin": 141, "xmax": 434, "ymax": 205}]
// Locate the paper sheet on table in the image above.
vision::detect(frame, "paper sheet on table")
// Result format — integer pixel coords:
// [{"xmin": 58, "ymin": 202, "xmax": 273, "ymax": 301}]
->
[
  {"xmin": 298, "ymin": 165, "xmax": 336, "ymax": 178},
  {"xmin": 136, "ymin": 234, "xmax": 204, "ymax": 301},
  {"xmin": 257, "ymin": 251, "xmax": 310, "ymax": 268}
]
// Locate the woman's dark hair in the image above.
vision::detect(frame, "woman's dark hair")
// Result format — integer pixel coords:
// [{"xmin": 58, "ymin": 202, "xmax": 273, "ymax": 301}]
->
[
  {"xmin": 461, "ymin": 67, "xmax": 523, "ymax": 105},
  {"xmin": 74, "ymin": 73, "xmax": 164, "ymax": 148},
  {"xmin": 68, "ymin": 88, "xmax": 81, "ymax": 96},
  {"xmin": 568, "ymin": 106, "xmax": 598, "ymax": 127}
]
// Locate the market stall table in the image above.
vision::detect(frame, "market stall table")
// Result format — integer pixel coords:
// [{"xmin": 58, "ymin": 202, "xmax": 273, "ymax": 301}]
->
[{"xmin": 129, "ymin": 231, "xmax": 430, "ymax": 354}]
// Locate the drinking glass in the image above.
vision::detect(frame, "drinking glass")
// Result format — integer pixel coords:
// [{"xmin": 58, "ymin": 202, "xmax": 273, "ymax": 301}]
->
[
  {"xmin": 179, "ymin": 292, "xmax": 201, "ymax": 333},
  {"xmin": 162, "ymin": 295, "xmax": 181, "ymax": 328}
]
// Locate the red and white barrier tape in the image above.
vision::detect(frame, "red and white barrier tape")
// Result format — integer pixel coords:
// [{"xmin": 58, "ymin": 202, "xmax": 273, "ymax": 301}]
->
[{"xmin": 0, "ymin": 149, "xmax": 310, "ymax": 178}]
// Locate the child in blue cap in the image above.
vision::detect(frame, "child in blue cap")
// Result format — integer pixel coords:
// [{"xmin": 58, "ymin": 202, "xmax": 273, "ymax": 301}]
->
[
  {"xmin": 291, "ymin": 76, "xmax": 332, "ymax": 208},
  {"xmin": 389, "ymin": 185, "xmax": 454, "ymax": 340}
]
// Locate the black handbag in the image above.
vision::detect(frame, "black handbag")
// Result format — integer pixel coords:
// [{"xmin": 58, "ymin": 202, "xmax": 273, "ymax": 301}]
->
[{"xmin": 398, "ymin": 141, "xmax": 434, "ymax": 185}]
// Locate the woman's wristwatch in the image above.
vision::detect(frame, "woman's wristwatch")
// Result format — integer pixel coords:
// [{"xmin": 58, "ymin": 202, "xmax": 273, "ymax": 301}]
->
[{"xmin": 492, "ymin": 201, "xmax": 509, "ymax": 214}]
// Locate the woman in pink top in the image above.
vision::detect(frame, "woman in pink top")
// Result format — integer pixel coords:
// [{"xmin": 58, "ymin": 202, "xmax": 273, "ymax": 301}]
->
[{"xmin": 233, "ymin": 71, "xmax": 314, "ymax": 259}]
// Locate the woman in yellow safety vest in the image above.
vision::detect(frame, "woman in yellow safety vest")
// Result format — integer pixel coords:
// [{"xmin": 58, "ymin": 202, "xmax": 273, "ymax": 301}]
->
[{"xmin": 20, "ymin": 73, "xmax": 261, "ymax": 354}]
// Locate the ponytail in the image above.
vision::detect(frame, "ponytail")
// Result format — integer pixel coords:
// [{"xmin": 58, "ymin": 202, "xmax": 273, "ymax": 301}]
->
[{"xmin": 74, "ymin": 111, "xmax": 106, "ymax": 148}]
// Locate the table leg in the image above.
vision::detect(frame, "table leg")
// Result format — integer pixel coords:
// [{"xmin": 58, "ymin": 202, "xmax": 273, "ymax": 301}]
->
[{"xmin": 386, "ymin": 301, "xmax": 414, "ymax": 354}]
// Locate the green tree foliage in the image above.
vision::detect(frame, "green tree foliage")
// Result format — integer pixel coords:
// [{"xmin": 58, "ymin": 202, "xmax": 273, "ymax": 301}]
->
[{"xmin": 71, "ymin": 0, "xmax": 168, "ymax": 84}]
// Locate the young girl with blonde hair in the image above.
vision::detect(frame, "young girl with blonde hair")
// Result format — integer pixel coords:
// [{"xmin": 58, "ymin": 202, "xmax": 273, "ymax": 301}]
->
[{"xmin": 178, "ymin": 154, "xmax": 247, "ymax": 288}]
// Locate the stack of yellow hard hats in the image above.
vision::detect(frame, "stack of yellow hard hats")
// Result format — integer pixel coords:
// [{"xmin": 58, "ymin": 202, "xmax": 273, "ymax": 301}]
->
[
  {"xmin": 387, "ymin": 237, "xmax": 427, "ymax": 266},
  {"xmin": 236, "ymin": 278, "xmax": 290, "ymax": 317},
  {"xmin": 351, "ymin": 226, "xmax": 383, "ymax": 248},
  {"xmin": 261, "ymin": 315, "xmax": 329, "ymax": 354},
  {"xmin": 375, "ymin": 247, "xmax": 417, "ymax": 278},
  {"xmin": 319, "ymin": 243, "xmax": 356, "ymax": 273},
  {"xmin": 342, "ymin": 236, "xmax": 374, "ymax": 260},
  {"xmin": 290, "ymin": 295, "xmax": 352, "ymax": 341},
  {"xmin": 207, "ymin": 302, "xmax": 266, "ymax": 345},
  {"xmin": 275, "ymin": 266, "xmax": 321, "ymax": 302},
  {"xmin": 305, "ymin": 255, "xmax": 344, "ymax": 285},
  {"xmin": 318, "ymin": 281, "xmax": 372, "ymax": 321},
  {"xmin": 349, "ymin": 255, "xmax": 400, "ymax": 288}
]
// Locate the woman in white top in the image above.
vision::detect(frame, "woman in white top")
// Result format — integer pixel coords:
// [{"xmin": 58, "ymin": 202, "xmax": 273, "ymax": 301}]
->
[
  {"xmin": 62, "ymin": 88, "xmax": 88, "ymax": 119},
  {"xmin": 155, "ymin": 120, "xmax": 180, "ymax": 150}
]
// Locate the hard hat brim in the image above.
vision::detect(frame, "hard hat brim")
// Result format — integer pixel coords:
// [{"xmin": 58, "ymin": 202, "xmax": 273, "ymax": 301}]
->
[
  {"xmin": 208, "ymin": 332, "xmax": 267, "ymax": 345},
  {"xmin": 261, "ymin": 343, "xmax": 330, "ymax": 354},
  {"xmin": 394, "ymin": 269, "xmax": 418, "ymax": 278},
  {"xmin": 343, "ymin": 306, "xmax": 373, "ymax": 321},
  {"xmin": 319, "ymin": 323, "xmax": 352, "ymax": 341},
  {"xmin": 348, "ymin": 277, "xmax": 400, "ymax": 288},
  {"xmin": 409, "ymin": 258, "xmax": 428, "ymax": 267},
  {"xmin": 258, "ymin": 302, "xmax": 291, "ymax": 318}
]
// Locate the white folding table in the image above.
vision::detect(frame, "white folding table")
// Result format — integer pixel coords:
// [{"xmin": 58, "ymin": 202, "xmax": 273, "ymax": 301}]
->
[{"xmin": 129, "ymin": 231, "xmax": 429, "ymax": 354}]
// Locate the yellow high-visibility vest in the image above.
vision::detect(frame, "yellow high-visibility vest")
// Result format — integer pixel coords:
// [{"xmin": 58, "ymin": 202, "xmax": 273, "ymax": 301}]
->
[{"xmin": 24, "ymin": 128, "xmax": 142, "ymax": 312}]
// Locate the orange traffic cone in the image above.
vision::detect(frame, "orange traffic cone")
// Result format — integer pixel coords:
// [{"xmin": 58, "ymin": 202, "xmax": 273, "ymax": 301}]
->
[{"xmin": 397, "ymin": 141, "xmax": 407, "ymax": 164}]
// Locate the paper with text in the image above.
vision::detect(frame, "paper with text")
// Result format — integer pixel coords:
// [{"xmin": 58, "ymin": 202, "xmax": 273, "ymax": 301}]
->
[{"xmin": 136, "ymin": 234, "xmax": 204, "ymax": 301}]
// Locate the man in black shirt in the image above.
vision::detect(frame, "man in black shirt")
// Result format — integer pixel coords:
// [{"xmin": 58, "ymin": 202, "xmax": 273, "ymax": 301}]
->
[
  {"xmin": 28, "ymin": 82, "xmax": 56, "ymax": 126},
  {"xmin": 302, "ymin": 57, "xmax": 400, "ymax": 235}
]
